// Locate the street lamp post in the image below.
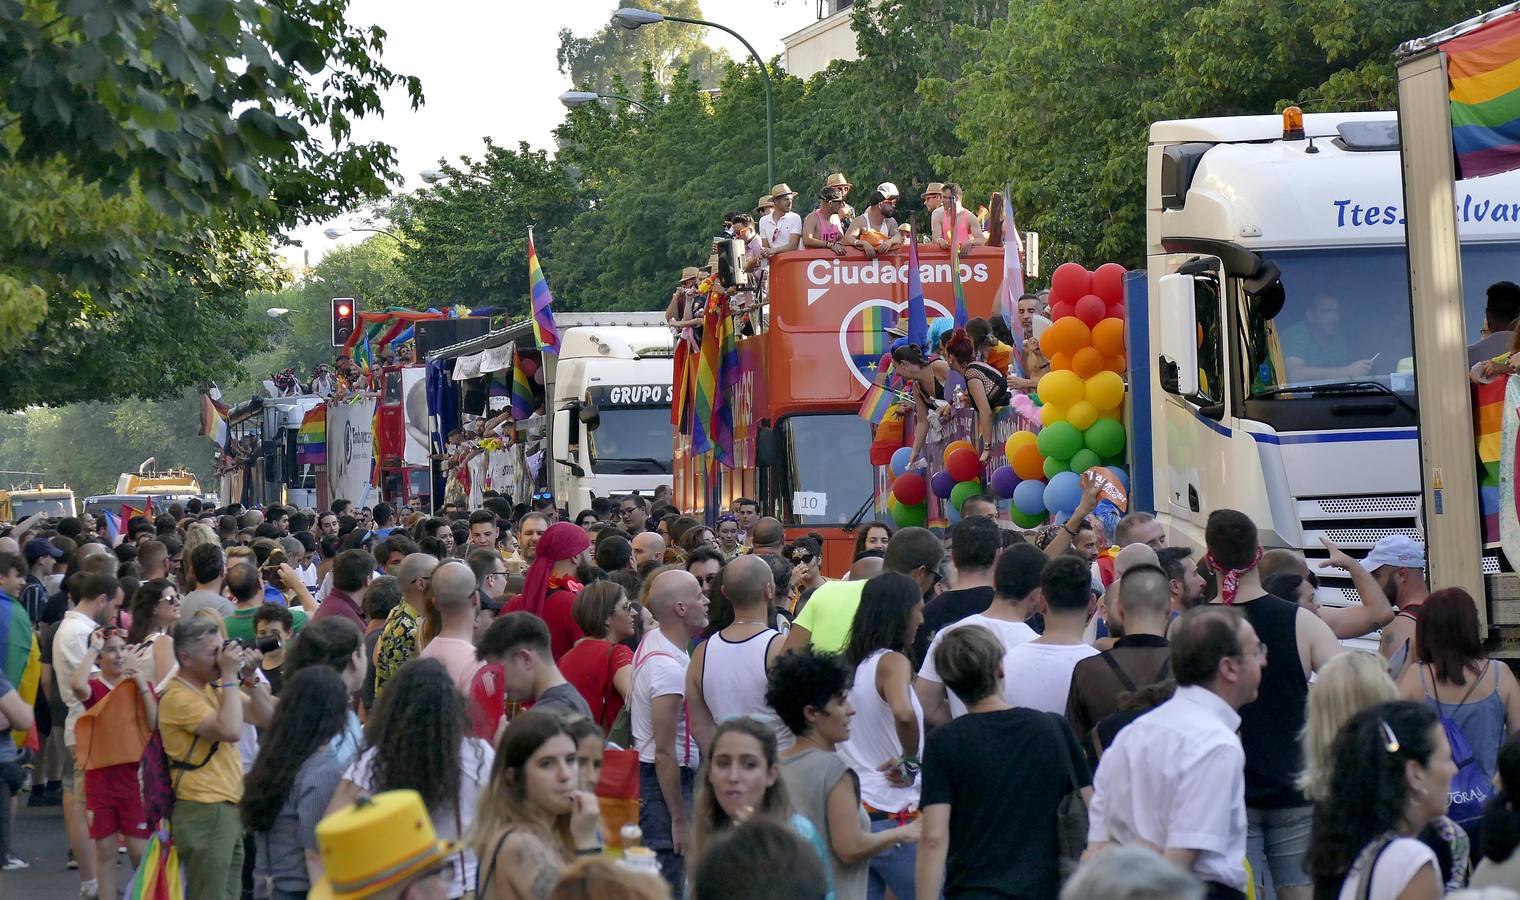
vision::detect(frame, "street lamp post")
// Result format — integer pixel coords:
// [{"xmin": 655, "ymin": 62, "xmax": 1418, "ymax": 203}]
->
[
  {"xmin": 559, "ymin": 90, "xmax": 653, "ymax": 113},
  {"xmin": 323, "ymin": 225, "xmax": 403, "ymax": 243},
  {"xmin": 612, "ymin": 7, "xmax": 775, "ymax": 188}
]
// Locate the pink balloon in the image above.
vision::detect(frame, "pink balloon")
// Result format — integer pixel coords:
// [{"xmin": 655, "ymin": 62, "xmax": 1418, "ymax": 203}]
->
[
  {"xmin": 1106, "ymin": 303, "xmax": 1125, "ymax": 321},
  {"xmin": 1050, "ymin": 263, "xmax": 1091, "ymax": 305},
  {"xmin": 1051, "ymin": 301, "xmax": 1076, "ymax": 321},
  {"xmin": 1074, "ymin": 294, "xmax": 1107, "ymax": 327},
  {"xmin": 1092, "ymin": 263, "xmax": 1127, "ymax": 306}
]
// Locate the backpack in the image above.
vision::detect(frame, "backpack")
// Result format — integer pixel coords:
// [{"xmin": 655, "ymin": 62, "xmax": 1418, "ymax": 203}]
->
[
  {"xmin": 1425, "ymin": 664, "xmax": 1494, "ymax": 830},
  {"xmin": 966, "ymin": 361, "xmax": 1011, "ymax": 409}
]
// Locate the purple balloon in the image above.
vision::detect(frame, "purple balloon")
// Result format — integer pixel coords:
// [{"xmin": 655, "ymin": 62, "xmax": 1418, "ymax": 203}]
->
[
  {"xmin": 930, "ymin": 470, "xmax": 956, "ymax": 499},
  {"xmin": 989, "ymin": 465, "xmax": 1019, "ymax": 499}
]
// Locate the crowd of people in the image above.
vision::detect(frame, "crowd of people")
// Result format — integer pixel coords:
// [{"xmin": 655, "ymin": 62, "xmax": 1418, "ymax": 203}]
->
[{"xmin": 2, "ymin": 490, "xmax": 1520, "ymax": 900}]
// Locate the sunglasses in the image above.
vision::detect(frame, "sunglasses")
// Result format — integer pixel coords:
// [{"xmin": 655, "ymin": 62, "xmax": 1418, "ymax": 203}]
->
[{"xmin": 792, "ymin": 554, "xmax": 815, "ymax": 564}]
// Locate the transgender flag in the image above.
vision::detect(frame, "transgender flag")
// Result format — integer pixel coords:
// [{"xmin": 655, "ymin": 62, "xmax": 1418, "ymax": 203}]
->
[
  {"xmin": 527, "ymin": 228, "xmax": 561, "ymax": 356},
  {"xmin": 998, "ymin": 187, "xmax": 1026, "ymax": 378}
]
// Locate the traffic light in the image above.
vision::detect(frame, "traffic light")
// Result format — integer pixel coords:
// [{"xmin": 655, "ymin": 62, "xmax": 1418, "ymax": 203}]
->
[{"xmin": 331, "ymin": 297, "xmax": 357, "ymax": 347}]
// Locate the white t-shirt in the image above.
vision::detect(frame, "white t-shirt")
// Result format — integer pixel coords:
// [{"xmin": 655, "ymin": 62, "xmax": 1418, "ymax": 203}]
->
[
  {"xmin": 1337, "ymin": 838, "xmax": 1439, "ymax": 900},
  {"xmin": 1000, "ymin": 641, "xmax": 1100, "ymax": 714},
  {"xmin": 759, "ymin": 211, "xmax": 802, "ymax": 254},
  {"xmin": 918, "ymin": 615, "xmax": 1038, "ymax": 718},
  {"xmin": 342, "ymin": 737, "xmax": 494, "ymax": 898},
  {"xmin": 52, "ymin": 610, "xmax": 96, "ymax": 747},
  {"xmin": 630, "ymin": 629, "xmax": 698, "ymax": 768}
]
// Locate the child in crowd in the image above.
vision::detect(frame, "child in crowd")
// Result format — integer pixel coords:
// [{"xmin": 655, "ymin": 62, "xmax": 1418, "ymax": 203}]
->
[{"xmin": 70, "ymin": 627, "xmax": 157, "ymax": 900}]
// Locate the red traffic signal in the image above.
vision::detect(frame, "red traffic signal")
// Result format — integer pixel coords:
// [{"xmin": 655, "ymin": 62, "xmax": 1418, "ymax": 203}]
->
[{"xmin": 331, "ymin": 297, "xmax": 357, "ymax": 347}]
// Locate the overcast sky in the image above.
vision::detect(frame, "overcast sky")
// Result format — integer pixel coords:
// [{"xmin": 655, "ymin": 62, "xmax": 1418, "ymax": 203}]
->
[{"xmin": 290, "ymin": 0, "xmax": 820, "ymax": 266}]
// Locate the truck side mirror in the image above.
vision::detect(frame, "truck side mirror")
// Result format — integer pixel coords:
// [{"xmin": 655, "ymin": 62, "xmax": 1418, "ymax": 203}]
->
[
  {"xmin": 578, "ymin": 398, "xmax": 600, "ymax": 432},
  {"xmin": 755, "ymin": 424, "xmax": 777, "ymax": 467},
  {"xmin": 1157, "ymin": 272, "xmax": 1200, "ymax": 397}
]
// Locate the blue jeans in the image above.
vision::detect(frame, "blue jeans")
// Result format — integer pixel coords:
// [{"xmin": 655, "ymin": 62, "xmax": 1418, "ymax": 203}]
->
[
  {"xmin": 639, "ymin": 762, "xmax": 695, "ymax": 898},
  {"xmin": 866, "ymin": 817, "xmax": 918, "ymax": 900},
  {"xmin": 1247, "ymin": 804, "xmax": 1313, "ymax": 898}
]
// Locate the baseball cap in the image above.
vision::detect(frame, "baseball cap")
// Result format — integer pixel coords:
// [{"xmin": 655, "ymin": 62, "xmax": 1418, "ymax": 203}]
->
[
  {"xmin": 1362, "ymin": 535, "xmax": 1425, "ymax": 572},
  {"xmin": 24, "ymin": 538, "xmax": 63, "ymax": 565},
  {"xmin": 876, "ymin": 182, "xmax": 900, "ymax": 199}
]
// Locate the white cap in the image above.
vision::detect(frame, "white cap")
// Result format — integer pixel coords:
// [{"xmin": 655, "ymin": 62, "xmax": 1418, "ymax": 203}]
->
[
  {"xmin": 877, "ymin": 182, "xmax": 899, "ymax": 199},
  {"xmin": 1362, "ymin": 535, "xmax": 1425, "ymax": 572}
]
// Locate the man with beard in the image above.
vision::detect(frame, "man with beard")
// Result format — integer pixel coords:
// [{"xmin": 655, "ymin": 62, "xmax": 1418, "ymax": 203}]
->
[{"xmin": 1366, "ymin": 536, "xmax": 1430, "ymax": 679}]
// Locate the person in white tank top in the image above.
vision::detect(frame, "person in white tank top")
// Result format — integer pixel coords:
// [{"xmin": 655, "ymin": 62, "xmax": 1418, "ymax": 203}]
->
[{"xmin": 687, "ymin": 557, "xmax": 789, "ymax": 753}]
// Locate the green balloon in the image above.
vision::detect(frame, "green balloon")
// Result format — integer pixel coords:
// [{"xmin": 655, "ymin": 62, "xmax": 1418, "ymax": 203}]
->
[
  {"xmin": 949, "ymin": 479, "xmax": 982, "ymax": 511},
  {"xmin": 1084, "ymin": 418, "xmax": 1127, "ymax": 458},
  {"xmin": 1101, "ymin": 454, "xmax": 1126, "ymax": 468},
  {"xmin": 892, "ymin": 501, "xmax": 926, "ymax": 527},
  {"xmin": 1036, "ymin": 421, "xmax": 1083, "ymax": 461},
  {"xmin": 1010, "ymin": 508, "xmax": 1047, "ymax": 528},
  {"xmin": 1043, "ymin": 455, "xmax": 1068, "ymax": 479},
  {"xmin": 1031, "ymin": 393, "xmax": 1042, "ymax": 406},
  {"xmin": 1068, "ymin": 448, "xmax": 1102, "ymax": 475}
]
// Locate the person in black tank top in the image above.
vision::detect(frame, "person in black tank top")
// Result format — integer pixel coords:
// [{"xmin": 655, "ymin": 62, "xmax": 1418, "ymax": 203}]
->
[{"xmin": 1206, "ymin": 510, "xmax": 1344, "ymax": 900}]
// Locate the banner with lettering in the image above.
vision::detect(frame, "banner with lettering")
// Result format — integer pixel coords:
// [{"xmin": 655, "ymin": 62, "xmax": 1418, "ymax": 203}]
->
[{"xmin": 327, "ymin": 398, "xmax": 378, "ymax": 504}]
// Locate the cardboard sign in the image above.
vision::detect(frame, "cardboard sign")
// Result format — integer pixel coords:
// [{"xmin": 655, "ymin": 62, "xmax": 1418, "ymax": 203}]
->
[{"xmin": 1086, "ymin": 466, "xmax": 1129, "ymax": 512}]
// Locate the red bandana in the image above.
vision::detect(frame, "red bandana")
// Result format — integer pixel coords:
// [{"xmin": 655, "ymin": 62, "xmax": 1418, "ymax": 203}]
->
[{"xmin": 1206, "ymin": 546, "xmax": 1263, "ymax": 605}]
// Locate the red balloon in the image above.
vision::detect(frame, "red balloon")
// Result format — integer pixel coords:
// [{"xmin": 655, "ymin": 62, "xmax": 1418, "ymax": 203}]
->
[
  {"xmin": 945, "ymin": 447, "xmax": 982, "ymax": 483},
  {"xmin": 1051, "ymin": 301, "xmax": 1076, "ymax": 321},
  {"xmin": 892, "ymin": 472, "xmax": 927, "ymax": 506},
  {"xmin": 1050, "ymin": 263, "xmax": 1091, "ymax": 305},
  {"xmin": 1105, "ymin": 303, "xmax": 1125, "ymax": 321},
  {"xmin": 1092, "ymin": 263, "xmax": 1127, "ymax": 305},
  {"xmin": 1074, "ymin": 294, "xmax": 1107, "ymax": 327}
]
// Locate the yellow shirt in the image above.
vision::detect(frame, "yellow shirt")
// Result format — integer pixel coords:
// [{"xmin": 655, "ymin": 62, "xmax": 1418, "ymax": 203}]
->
[
  {"xmin": 158, "ymin": 678, "xmax": 245, "ymax": 805},
  {"xmin": 986, "ymin": 341, "xmax": 1013, "ymax": 376},
  {"xmin": 792, "ymin": 580, "xmax": 867, "ymax": 653}
]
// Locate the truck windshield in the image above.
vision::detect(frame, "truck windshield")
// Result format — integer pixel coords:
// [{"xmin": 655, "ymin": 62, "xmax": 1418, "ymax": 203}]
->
[
  {"xmin": 1247, "ymin": 244, "xmax": 1509, "ymax": 398},
  {"xmin": 782, "ymin": 413, "xmax": 874, "ymax": 526},
  {"xmin": 588, "ymin": 408, "xmax": 673, "ymax": 475},
  {"xmin": 12, "ymin": 497, "xmax": 71, "ymax": 519}
]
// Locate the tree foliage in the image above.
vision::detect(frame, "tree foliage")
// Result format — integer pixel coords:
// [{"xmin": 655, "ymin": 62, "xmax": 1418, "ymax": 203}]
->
[
  {"xmin": 0, "ymin": 0, "xmax": 422, "ymax": 410},
  {"xmin": 557, "ymin": 0, "xmax": 729, "ymax": 93}
]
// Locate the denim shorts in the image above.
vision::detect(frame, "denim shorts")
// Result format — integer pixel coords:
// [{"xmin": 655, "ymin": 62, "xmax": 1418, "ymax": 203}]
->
[{"xmin": 1247, "ymin": 804, "xmax": 1313, "ymax": 893}]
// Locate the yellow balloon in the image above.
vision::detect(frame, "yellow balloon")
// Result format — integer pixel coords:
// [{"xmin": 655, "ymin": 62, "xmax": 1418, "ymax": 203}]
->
[
  {"xmin": 1085, "ymin": 370, "xmax": 1125, "ymax": 411},
  {"xmin": 1039, "ymin": 402, "xmax": 1066, "ymax": 427},
  {"xmin": 1097, "ymin": 407, "xmax": 1123, "ymax": 421},
  {"xmin": 1066, "ymin": 400, "xmax": 1098, "ymax": 431},
  {"xmin": 1038, "ymin": 369, "xmax": 1084, "ymax": 409},
  {"xmin": 1005, "ymin": 430, "xmax": 1037, "ymax": 458}
]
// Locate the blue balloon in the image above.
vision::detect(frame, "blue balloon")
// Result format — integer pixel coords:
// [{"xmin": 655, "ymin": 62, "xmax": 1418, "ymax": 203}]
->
[
  {"xmin": 1043, "ymin": 471, "xmax": 1083, "ymax": 517},
  {"xmin": 930, "ymin": 470, "xmax": 956, "ymax": 499},
  {"xmin": 945, "ymin": 503, "xmax": 962, "ymax": 525},
  {"xmin": 1013, "ymin": 479, "xmax": 1047, "ymax": 516},
  {"xmin": 890, "ymin": 447, "xmax": 913, "ymax": 477}
]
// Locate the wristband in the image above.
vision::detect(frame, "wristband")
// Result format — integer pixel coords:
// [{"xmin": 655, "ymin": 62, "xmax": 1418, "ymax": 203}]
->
[
  {"xmin": 219, "ymin": 681, "xmax": 240, "ymax": 689},
  {"xmin": 1063, "ymin": 524, "xmax": 1079, "ymax": 537},
  {"xmin": 575, "ymin": 847, "xmax": 603, "ymax": 857}
]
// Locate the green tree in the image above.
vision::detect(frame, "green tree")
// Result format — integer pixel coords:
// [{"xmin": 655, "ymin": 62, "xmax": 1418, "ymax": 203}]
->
[
  {"xmin": 558, "ymin": 0, "xmax": 729, "ymax": 93},
  {"xmin": 0, "ymin": 0, "xmax": 422, "ymax": 409}
]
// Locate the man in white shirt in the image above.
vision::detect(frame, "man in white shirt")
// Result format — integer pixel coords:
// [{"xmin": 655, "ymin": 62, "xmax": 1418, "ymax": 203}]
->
[
  {"xmin": 1001, "ymin": 553, "xmax": 1099, "ymax": 713},
  {"xmin": 918, "ymin": 542, "xmax": 1043, "ymax": 722},
  {"xmin": 52, "ymin": 571, "xmax": 125, "ymax": 899},
  {"xmin": 1085, "ymin": 604, "xmax": 1264, "ymax": 897},
  {"xmin": 630, "ymin": 568, "xmax": 709, "ymax": 895},
  {"xmin": 758, "ymin": 183, "xmax": 802, "ymax": 260}
]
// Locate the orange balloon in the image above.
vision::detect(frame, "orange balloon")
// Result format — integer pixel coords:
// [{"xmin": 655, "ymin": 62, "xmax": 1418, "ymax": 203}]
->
[
  {"xmin": 1012, "ymin": 444, "xmax": 1046, "ymax": 481},
  {"xmin": 943, "ymin": 440, "xmax": 975, "ymax": 466},
  {"xmin": 1039, "ymin": 327, "xmax": 1062, "ymax": 359},
  {"xmin": 1064, "ymin": 317, "xmax": 1092, "ymax": 354},
  {"xmin": 1071, "ymin": 347, "xmax": 1104, "ymax": 378},
  {"xmin": 1048, "ymin": 351, "xmax": 1072, "ymax": 373},
  {"xmin": 1103, "ymin": 353, "xmax": 1127, "ymax": 374},
  {"xmin": 1092, "ymin": 318, "xmax": 1126, "ymax": 357}
]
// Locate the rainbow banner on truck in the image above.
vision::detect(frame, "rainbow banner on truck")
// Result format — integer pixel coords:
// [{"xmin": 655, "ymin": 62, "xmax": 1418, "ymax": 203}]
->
[
  {"xmin": 297, "ymin": 403, "xmax": 327, "ymax": 466},
  {"xmin": 1447, "ymin": 11, "xmax": 1520, "ymax": 179}
]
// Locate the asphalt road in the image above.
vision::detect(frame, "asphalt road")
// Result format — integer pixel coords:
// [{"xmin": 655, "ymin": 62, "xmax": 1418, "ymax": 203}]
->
[{"xmin": 7, "ymin": 799, "xmax": 126, "ymax": 899}]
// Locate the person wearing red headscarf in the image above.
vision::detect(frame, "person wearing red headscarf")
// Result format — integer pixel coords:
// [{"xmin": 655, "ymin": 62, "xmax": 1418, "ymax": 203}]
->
[{"xmin": 504, "ymin": 521, "xmax": 590, "ymax": 660}]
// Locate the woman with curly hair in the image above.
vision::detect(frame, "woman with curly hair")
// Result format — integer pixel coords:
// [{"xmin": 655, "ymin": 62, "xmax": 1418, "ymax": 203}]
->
[
  {"xmin": 242, "ymin": 667, "xmax": 350, "ymax": 899},
  {"xmin": 125, "ymin": 578, "xmax": 180, "ymax": 683},
  {"xmin": 470, "ymin": 709, "xmax": 601, "ymax": 900},
  {"xmin": 329, "ymin": 658, "xmax": 494, "ymax": 899},
  {"xmin": 1305, "ymin": 701, "xmax": 1456, "ymax": 899},
  {"xmin": 283, "ymin": 615, "xmax": 369, "ymax": 764}
]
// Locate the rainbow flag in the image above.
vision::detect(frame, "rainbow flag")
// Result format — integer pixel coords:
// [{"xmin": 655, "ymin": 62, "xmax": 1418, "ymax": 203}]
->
[
  {"xmin": 511, "ymin": 347, "xmax": 535, "ymax": 421},
  {"xmin": 714, "ymin": 297, "xmax": 738, "ymax": 467},
  {"xmin": 690, "ymin": 292, "xmax": 725, "ymax": 458},
  {"xmin": 1447, "ymin": 12, "xmax": 1520, "ymax": 179},
  {"xmin": 297, "ymin": 404, "xmax": 326, "ymax": 466},
  {"xmin": 906, "ymin": 239, "xmax": 929, "ymax": 350},
  {"xmin": 858, "ymin": 380, "xmax": 895, "ymax": 425},
  {"xmin": 527, "ymin": 228, "xmax": 561, "ymax": 356},
  {"xmin": 671, "ymin": 339, "xmax": 690, "ymax": 429},
  {"xmin": 0, "ymin": 591, "xmax": 39, "ymax": 749},
  {"xmin": 949, "ymin": 230, "xmax": 969, "ymax": 328},
  {"xmin": 199, "ymin": 385, "xmax": 228, "ymax": 448}
]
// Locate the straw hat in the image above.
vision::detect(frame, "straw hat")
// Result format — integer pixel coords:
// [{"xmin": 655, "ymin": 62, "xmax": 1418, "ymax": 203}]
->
[
  {"xmin": 825, "ymin": 172, "xmax": 851, "ymax": 191},
  {"xmin": 769, "ymin": 183, "xmax": 798, "ymax": 198},
  {"xmin": 755, "ymin": 194, "xmax": 773, "ymax": 214},
  {"xmin": 680, "ymin": 266, "xmax": 701, "ymax": 282},
  {"xmin": 309, "ymin": 790, "xmax": 458, "ymax": 900},
  {"xmin": 923, "ymin": 182, "xmax": 944, "ymax": 198}
]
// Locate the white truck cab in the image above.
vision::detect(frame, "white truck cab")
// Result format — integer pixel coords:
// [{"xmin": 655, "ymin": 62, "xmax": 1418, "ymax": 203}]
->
[{"xmin": 1141, "ymin": 110, "xmax": 1520, "ymax": 608}]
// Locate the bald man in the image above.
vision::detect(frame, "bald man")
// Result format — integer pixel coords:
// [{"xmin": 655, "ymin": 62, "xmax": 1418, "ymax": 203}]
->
[
  {"xmin": 374, "ymin": 552, "xmax": 438, "ymax": 699},
  {"xmin": 1092, "ymin": 543, "xmax": 1159, "ymax": 648},
  {"xmin": 687, "ymin": 557, "xmax": 788, "ymax": 754},
  {"xmin": 633, "ymin": 531, "xmax": 666, "ymax": 569},
  {"xmin": 630, "ymin": 568, "xmax": 708, "ymax": 891},
  {"xmin": 416, "ymin": 560, "xmax": 483, "ymax": 691},
  {"xmin": 748, "ymin": 517, "xmax": 785, "ymax": 556}
]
